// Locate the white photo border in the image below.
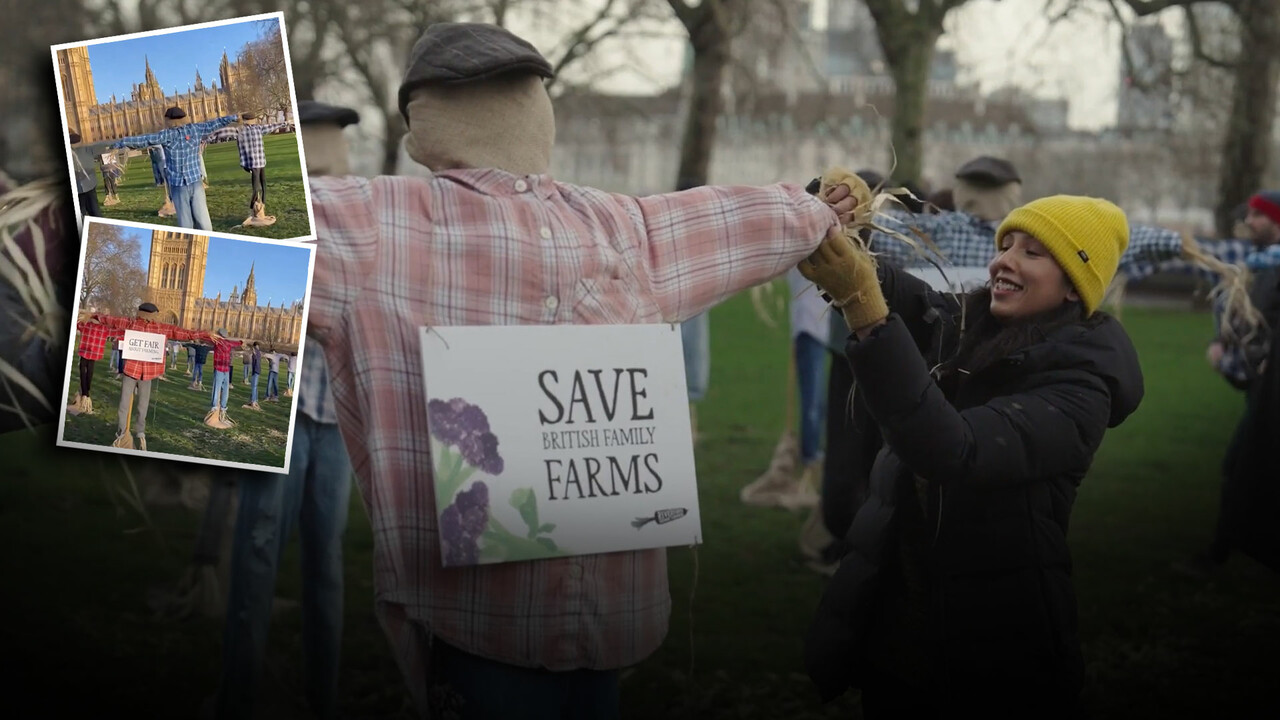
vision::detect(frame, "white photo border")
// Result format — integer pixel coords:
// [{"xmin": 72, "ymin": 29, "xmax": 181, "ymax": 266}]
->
[
  {"xmin": 55, "ymin": 214, "xmax": 317, "ymax": 475},
  {"xmin": 50, "ymin": 11, "xmax": 317, "ymax": 243}
]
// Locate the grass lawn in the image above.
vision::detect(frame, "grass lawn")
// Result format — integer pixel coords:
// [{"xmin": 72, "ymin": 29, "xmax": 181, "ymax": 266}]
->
[
  {"xmin": 92, "ymin": 133, "xmax": 311, "ymax": 240},
  {"xmin": 3, "ymin": 290, "xmax": 1279, "ymax": 718},
  {"xmin": 61, "ymin": 354, "xmax": 292, "ymax": 468}
]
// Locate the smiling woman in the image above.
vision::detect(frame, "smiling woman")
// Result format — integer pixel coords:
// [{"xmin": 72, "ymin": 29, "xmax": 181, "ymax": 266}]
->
[{"xmin": 800, "ymin": 195, "xmax": 1143, "ymax": 717}]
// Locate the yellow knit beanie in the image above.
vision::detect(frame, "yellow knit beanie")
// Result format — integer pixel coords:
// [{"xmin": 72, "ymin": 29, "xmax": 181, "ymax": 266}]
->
[{"xmin": 995, "ymin": 195, "xmax": 1129, "ymax": 315}]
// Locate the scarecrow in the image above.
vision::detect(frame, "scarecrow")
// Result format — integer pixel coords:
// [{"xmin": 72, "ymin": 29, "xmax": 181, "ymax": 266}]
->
[
  {"xmin": 92, "ymin": 302, "xmax": 210, "ymax": 450},
  {"xmin": 304, "ymin": 22, "xmax": 863, "ymax": 717},
  {"xmin": 206, "ymin": 112, "xmax": 294, "ymax": 227}
]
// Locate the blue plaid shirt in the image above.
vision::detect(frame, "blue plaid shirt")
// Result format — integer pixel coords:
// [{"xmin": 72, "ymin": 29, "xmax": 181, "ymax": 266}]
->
[
  {"xmin": 296, "ymin": 336, "xmax": 337, "ymax": 424},
  {"xmin": 869, "ymin": 210, "xmax": 1280, "ymax": 282},
  {"xmin": 205, "ymin": 122, "xmax": 292, "ymax": 170},
  {"xmin": 116, "ymin": 115, "xmax": 237, "ymax": 187}
]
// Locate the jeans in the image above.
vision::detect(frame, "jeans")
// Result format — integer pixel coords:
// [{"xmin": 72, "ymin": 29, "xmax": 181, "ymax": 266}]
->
[
  {"xmin": 680, "ymin": 312, "xmax": 710, "ymax": 403},
  {"xmin": 287, "ymin": 370, "xmax": 294, "ymax": 390},
  {"xmin": 267, "ymin": 370, "xmax": 279, "ymax": 399},
  {"xmin": 210, "ymin": 369, "xmax": 230, "ymax": 410},
  {"xmin": 171, "ymin": 182, "xmax": 213, "ymax": 231},
  {"xmin": 250, "ymin": 373, "xmax": 260, "ymax": 404},
  {"xmin": 193, "ymin": 361, "xmax": 205, "ymax": 386},
  {"xmin": 429, "ymin": 640, "xmax": 620, "ymax": 720},
  {"xmin": 795, "ymin": 332, "xmax": 828, "ymax": 464},
  {"xmin": 215, "ymin": 414, "xmax": 352, "ymax": 720},
  {"xmin": 111, "ymin": 349, "xmax": 121, "ymax": 374}
]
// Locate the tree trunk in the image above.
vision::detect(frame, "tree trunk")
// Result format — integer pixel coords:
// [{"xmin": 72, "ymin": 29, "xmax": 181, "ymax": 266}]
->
[
  {"xmin": 674, "ymin": 16, "xmax": 731, "ymax": 190},
  {"xmin": 1214, "ymin": 0, "xmax": 1280, "ymax": 237},
  {"xmin": 885, "ymin": 38, "xmax": 937, "ymax": 185}
]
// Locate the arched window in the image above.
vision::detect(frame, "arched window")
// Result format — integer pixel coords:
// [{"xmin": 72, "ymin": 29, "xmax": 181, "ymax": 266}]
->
[
  {"xmin": 179, "ymin": 264, "xmax": 186, "ymax": 289},
  {"xmin": 162, "ymin": 264, "xmax": 169, "ymax": 289}
]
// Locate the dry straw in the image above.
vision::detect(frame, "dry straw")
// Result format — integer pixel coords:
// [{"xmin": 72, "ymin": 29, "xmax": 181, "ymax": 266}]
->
[{"xmin": 1179, "ymin": 232, "xmax": 1268, "ymax": 351}]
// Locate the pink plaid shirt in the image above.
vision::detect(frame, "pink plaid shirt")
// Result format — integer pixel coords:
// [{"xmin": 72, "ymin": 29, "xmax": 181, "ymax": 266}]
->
[{"xmin": 308, "ymin": 169, "xmax": 837, "ymax": 704}]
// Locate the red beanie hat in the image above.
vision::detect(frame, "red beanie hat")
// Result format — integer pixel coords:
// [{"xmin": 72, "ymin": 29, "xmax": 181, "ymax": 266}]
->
[{"xmin": 1247, "ymin": 190, "xmax": 1280, "ymax": 225}]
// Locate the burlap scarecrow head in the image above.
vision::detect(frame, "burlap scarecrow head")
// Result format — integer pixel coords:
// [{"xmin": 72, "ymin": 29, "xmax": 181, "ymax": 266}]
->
[
  {"xmin": 298, "ymin": 100, "xmax": 359, "ymax": 176},
  {"xmin": 399, "ymin": 22, "xmax": 556, "ymax": 175},
  {"xmin": 953, "ymin": 156, "xmax": 1023, "ymax": 223}
]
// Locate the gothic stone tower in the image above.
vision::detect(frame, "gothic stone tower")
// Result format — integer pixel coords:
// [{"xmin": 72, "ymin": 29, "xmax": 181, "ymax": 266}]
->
[
  {"xmin": 57, "ymin": 46, "xmax": 98, "ymax": 142},
  {"xmin": 144, "ymin": 229, "xmax": 208, "ymax": 327}
]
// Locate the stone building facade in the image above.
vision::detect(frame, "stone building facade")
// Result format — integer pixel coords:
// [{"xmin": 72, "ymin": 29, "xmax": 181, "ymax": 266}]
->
[
  {"xmin": 143, "ymin": 228, "xmax": 302, "ymax": 345},
  {"xmin": 57, "ymin": 47, "xmax": 246, "ymax": 144}
]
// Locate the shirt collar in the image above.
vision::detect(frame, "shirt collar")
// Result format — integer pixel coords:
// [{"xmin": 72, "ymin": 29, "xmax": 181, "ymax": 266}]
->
[{"xmin": 434, "ymin": 168, "xmax": 556, "ymax": 200}]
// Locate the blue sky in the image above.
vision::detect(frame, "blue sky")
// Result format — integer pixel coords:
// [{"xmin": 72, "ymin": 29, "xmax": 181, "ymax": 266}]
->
[
  {"xmin": 131, "ymin": 228, "xmax": 312, "ymax": 308},
  {"xmin": 87, "ymin": 19, "xmax": 277, "ymax": 102}
]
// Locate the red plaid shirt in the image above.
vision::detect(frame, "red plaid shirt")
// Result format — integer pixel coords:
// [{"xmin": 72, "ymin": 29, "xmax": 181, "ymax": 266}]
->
[
  {"xmin": 75, "ymin": 320, "xmax": 113, "ymax": 361},
  {"xmin": 308, "ymin": 169, "xmax": 837, "ymax": 705},
  {"xmin": 94, "ymin": 314, "xmax": 207, "ymax": 380},
  {"xmin": 209, "ymin": 337, "xmax": 244, "ymax": 372}
]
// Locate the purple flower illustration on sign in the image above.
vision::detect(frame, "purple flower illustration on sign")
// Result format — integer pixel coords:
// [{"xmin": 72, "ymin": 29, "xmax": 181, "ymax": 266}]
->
[{"xmin": 428, "ymin": 396, "xmax": 567, "ymax": 565}]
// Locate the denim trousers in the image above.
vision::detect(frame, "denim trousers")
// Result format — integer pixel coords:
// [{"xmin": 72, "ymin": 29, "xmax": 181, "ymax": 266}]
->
[
  {"xmin": 171, "ymin": 181, "xmax": 213, "ymax": 231},
  {"xmin": 210, "ymin": 369, "xmax": 230, "ymax": 410},
  {"xmin": 215, "ymin": 414, "xmax": 353, "ymax": 720},
  {"xmin": 267, "ymin": 370, "xmax": 279, "ymax": 399},
  {"xmin": 250, "ymin": 372, "xmax": 260, "ymax": 404},
  {"xmin": 795, "ymin": 332, "xmax": 829, "ymax": 464},
  {"xmin": 680, "ymin": 311, "xmax": 710, "ymax": 403},
  {"xmin": 430, "ymin": 639, "xmax": 620, "ymax": 720},
  {"xmin": 193, "ymin": 361, "xmax": 205, "ymax": 386}
]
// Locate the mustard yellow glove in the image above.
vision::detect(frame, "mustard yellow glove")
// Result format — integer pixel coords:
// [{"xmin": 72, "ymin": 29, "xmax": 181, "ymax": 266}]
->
[{"xmin": 798, "ymin": 226, "xmax": 888, "ymax": 332}]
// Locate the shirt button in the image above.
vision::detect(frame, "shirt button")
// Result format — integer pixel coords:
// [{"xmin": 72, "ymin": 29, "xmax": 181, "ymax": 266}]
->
[
  {"xmin": 540, "ymin": 226, "xmax": 552, "ymax": 239},
  {"xmin": 514, "ymin": 179, "xmax": 529, "ymax": 192},
  {"xmin": 545, "ymin": 296, "xmax": 559, "ymax": 310}
]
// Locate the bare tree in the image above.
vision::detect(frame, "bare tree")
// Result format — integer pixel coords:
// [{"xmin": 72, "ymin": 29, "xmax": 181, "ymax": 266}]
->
[
  {"xmin": 857, "ymin": 0, "xmax": 981, "ymax": 185},
  {"xmin": 1121, "ymin": 0, "xmax": 1280, "ymax": 236},
  {"xmin": 82, "ymin": 223, "xmax": 145, "ymax": 315},
  {"xmin": 667, "ymin": 0, "xmax": 751, "ymax": 189},
  {"xmin": 229, "ymin": 23, "xmax": 292, "ymax": 117}
]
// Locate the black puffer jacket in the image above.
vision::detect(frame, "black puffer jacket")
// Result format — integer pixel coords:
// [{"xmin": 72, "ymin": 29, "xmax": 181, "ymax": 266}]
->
[{"xmin": 805, "ymin": 265, "xmax": 1144, "ymax": 712}]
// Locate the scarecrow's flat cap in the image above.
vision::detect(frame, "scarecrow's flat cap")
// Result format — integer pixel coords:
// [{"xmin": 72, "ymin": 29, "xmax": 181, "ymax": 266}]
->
[
  {"xmin": 398, "ymin": 22, "xmax": 554, "ymax": 119},
  {"xmin": 164, "ymin": 107, "xmax": 187, "ymax": 120},
  {"xmin": 298, "ymin": 100, "xmax": 359, "ymax": 128},
  {"xmin": 138, "ymin": 302, "xmax": 159, "ymax": 313},
  {"xmin": 954, "ymin": 156, "xmax": 1021, "ymax": 187}
]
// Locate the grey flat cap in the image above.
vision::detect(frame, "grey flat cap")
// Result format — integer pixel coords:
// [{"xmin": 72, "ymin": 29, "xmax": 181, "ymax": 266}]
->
[
  {"xmin": 398, "ymin": 22, "xmax": 554, "ymax": 120},
  {"xmin": 298, "ymin": 100, "xmax": 359, "ymax": 127},
  {"xmin": 954, "ymin": 156, "xmax": 1021, "ymax": 187}
]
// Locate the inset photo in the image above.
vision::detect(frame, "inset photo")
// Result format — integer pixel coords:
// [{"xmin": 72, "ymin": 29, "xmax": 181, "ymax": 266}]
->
[
  {"xmin": 52, "ymin": 12, "xmax": 314, "ymax": 240},
  {"xmin": 57, "ymin": 217, "xmax": 316, "ymax": 473}
]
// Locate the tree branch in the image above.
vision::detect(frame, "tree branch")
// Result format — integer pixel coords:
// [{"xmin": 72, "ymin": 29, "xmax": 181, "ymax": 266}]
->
[
  {"xmin": 1182, "ymin": 4, "xmax": 1238, "ymax": 69},
  {"xmin": 1122, "ymin": 0, "xmax": 1238, "ymax": 18}
]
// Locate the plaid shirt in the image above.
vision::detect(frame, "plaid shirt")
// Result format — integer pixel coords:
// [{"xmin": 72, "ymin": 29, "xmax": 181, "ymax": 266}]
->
[
  {"xmin": 1134, "ymin": 235, "xmax": 1280, "ymax": 282},
  {"xmin": 205, "ymin": 122, "xmax": 292, "ymax": 170},
  {"xmin": 75, "ymin": 320, "xmax": 113, "ymax": 361},
  {"xmin": 117, "ymin": 116, "xmax": 237, "ymax": 187},
  {"xmin": 94, "ymin": 315, "xmax": 206, "ymax": 380},
  {"xmin": 209, "ymin": 337, "xmax": 245, "ymax": 372},
  {"xmin": 307, "ymin": 169, "xmax": 837, "ymax": 702},
  {"xmin": 296, "ymin": 336, "xmax": 338, "ymax": 424},
  {"xmin": 867, "ymin": 210, "xmax": 1240, "ymax": 281}
]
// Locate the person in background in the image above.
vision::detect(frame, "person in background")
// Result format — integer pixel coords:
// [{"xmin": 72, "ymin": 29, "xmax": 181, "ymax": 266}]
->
[
  {"xmin": 186, "ymin": 340, "xmax": 211, "ymax": 391},
  {"xmin": 241, "ymin": 342, "xmax": 262, "ymax": 412},
  {"xmin": 67, "ymin": 130, "xmax": 100, "ymax": 217},
  {"xmin": 212, "ymin": 99, "xmax": 360, "ymax": 720}
]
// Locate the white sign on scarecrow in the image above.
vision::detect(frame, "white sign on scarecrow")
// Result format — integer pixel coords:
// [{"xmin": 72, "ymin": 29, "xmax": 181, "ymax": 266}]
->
[
  {"xmin": 420, "ymin": 324, "xmax": 702, "ymax": 567},
  {"xmin": 121, "ymin": 329, "xmax": 167, "ymax": 364}
]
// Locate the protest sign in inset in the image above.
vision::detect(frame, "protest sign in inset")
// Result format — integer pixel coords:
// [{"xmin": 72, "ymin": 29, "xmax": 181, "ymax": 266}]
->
[
  {"xmin": 420, "ymin": 324, "xmax": 702, "ymax": 567},
  {"xmin": 121, "ymin": 330, "xmax": 166, "ymax": 363}
]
